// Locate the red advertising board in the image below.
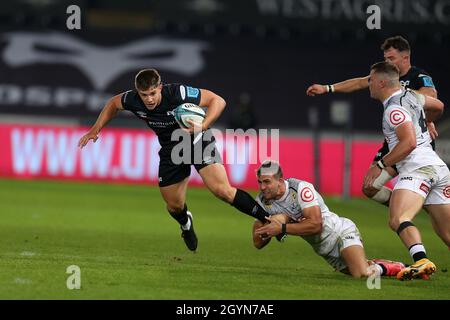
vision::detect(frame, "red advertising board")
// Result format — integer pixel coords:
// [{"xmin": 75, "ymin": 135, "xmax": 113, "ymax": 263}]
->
[{"xmin": 0, "ymin": 124, "xmax": 384, "ymax": 196}]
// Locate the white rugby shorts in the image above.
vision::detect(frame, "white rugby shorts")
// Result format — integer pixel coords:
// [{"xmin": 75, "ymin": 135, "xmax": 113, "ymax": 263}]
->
[
  {"xmin": 321, "ymin": 217, "xmax": 364, "ymax": 271},
  {"xmin": 394, "ymin": 165, "xmax": 450, "ymax": 205}
]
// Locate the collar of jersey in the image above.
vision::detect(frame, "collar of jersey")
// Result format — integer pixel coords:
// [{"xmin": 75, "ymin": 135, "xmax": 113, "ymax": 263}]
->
[{"xmin": 383, "ymin": 89, "xmax": 403, "ymax": 107}]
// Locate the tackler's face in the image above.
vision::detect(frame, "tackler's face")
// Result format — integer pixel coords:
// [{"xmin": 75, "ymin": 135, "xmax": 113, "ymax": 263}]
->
[
  {"xmin": 137, "ymin": 84, "xmax": 163, "ymax": 110},
  {"xmin": 258, "ymin": 175, "xmax": 281, "ymax": 201}
]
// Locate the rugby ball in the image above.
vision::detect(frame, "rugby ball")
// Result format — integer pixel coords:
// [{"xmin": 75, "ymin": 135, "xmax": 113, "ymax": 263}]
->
[{"xmin": 174, "ymin": 103, "xmax": 205, "ymax": 128}]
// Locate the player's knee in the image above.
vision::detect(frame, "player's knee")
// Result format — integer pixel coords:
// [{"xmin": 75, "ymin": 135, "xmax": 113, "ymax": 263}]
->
[
  {"xmin": 388, "ymin": 218, "xmax": 400, "ymax": 232},
  {"xmin": 211, "ymin": 185, "xmax": 235, "ymax": 203},
  {"xmin": 166, "ymin": 201, "xmax": 185, "ymax": 213},
  {"xmin": 390, "ymin": 218, "xmax": 413, "ymax": 233}
]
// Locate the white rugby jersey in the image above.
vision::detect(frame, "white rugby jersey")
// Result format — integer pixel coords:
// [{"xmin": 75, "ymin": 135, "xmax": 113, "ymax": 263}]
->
[
  {"xmin": 382, "ymin": 89, "xmax": 445, "ymax": 172},
  {"xmin": 256, "ymin": 178, "xmax": 343, "ymax": 256}
]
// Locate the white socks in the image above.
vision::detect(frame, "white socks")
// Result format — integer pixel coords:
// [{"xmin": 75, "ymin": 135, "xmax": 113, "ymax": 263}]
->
[{"xmin": 409, "ymin": 243, "xmax": 426, "ymax": 259}]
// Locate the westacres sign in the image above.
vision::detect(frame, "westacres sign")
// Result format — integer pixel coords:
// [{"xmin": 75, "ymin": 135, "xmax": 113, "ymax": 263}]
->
[
  {"xmin": 159, "ymin": 0, "xmax": 450, "ymax": 31},
  {"xmin": 0, "ymin": 31, "xmax": 208, "ymax": 116}
]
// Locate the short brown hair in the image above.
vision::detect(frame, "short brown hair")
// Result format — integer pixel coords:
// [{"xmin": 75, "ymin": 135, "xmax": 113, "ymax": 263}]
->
[
  {"xmin": 135, "ymin": 69, "xmax": 161, "ymax": 91},
  {"xmin": 381, "ymin": 36, "xmax": 410, "ymax": 53},
  {"xmin": 370, "ymin": 61, "xmax": 400, "ymax": 78},
  {"xmin": 257, "ymin": 160, "xmax": 283, "ymax": 179}
]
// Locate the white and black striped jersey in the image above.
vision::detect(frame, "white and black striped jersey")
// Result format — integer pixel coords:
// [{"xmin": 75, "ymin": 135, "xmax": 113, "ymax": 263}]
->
[{"xmin": 382, "ymin": 88, "xmax": 445, "ymax": 173}]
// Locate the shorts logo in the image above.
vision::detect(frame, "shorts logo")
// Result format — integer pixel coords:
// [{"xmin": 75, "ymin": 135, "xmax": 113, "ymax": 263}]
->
[
  {"xmin": 389, "ymin": 110, "xmax": 406, "ymax": 126},
  {"xmin": 400, "ymin": 176, "xmax": 413, "ymax": 181},
  {"xmin": 300, "ymin": 187, "xmax": 314, "ymax": 202},
  {"xmin": 420, "ymin": 183, "xmax": 430, "ymax": 194},
  {"xmin": 344, "ymin": 235, "xmax": 354, "ymax": 240},
  {"xmin": 443, "ymin": 186, "xmax": 450, "ymax": 198}
]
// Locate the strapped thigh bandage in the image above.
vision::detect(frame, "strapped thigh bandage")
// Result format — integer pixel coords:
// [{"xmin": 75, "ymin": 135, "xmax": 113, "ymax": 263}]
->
[
  {"xmin": 372, "ymin": 169, "xmax": 393, "ymax": 190},
  {"xmin": 371, "ymin": 186, "xmax": 392, "ymax": 204}
]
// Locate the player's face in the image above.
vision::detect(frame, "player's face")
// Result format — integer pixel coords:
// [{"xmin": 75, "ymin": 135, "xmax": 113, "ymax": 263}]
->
[
  {"xmin": 258, "ymin": 175, "xmax": 281, "ymax": 200},
  {"xmin": 137, "ymin": 85, "xmax": 162, "ymax": 110},
  {"xmin": 383, "ymin": 48, "xmax": 407, "ymax": 69}
]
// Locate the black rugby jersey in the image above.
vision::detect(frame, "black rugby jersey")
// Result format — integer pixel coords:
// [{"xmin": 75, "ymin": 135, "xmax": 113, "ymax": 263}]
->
[
  {"xmin": 400, "ymin": 66, "xmax": 435, "ymax": 91},
  {"xmin": 121, "ymin": 83, "xmax": 201, "ymax": 156}
]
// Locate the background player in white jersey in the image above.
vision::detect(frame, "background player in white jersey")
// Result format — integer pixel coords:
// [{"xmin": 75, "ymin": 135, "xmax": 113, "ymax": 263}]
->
[
  {"xmin": 252, "ymin": 160, "xmax": 406, "ymax": 278},
  {"xmin": 365, "ymin": 61, "xmax": 449, "ymax": 280},
  {"xmin": 306, "ymin": 36, "xmax": 438, "ymax": 207}
]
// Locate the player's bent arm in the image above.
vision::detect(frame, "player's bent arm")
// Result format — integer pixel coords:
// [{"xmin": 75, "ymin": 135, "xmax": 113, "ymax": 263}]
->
[
  {"xmin": 252, "ymin": 220, "xmax": 271, "ymax": 249},
  {"xmin": 423, "ymin": 95, "xmax": 444, "ymax": 122},
  {"xmin": 286, "ymin": 206, "xmax": 323, "ymax": 236},
  {"xmin": 199, "ymin": 89, "xmax": 226, "ymax": 130},
  {"xmin": 254, "ymin": 209, "xmax": 322, "ymax": 238},
  {"xmin": 78, "ymin": 94, "xmax": 123, "ymax": 148},
  {"xmin": 381, "ymin": 122, "xmax": 416, "ymax": 167},
  {"xmin": 306, "ymin": 76, "xmax": 369, "ymax": 96},
  {"xmin": 93, "ymin": 94, "xmax": 123, "ymax": 130},
  {"xmin": 416, "ymin": 86, "xmax": 437, "ymax": 99},
  {"xmin": 332, "ymin": 76, "xmax": 369, "ymax": 93}
]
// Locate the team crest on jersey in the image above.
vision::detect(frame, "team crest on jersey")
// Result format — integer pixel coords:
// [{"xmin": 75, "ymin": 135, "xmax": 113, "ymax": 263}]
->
[
  {"xmin": 420, "ymin": 183, "xmax": 430, "ymax": 195},
  {"xmin": 300, "ymin": 187, "xmax": 314, "ymax": 202},
  {"xmin": 389, "ymin": 110, "xmax": 406, "ymax": 126},
  {"xmin": 400, "ymin": 80, "xmax": 409, "ymax": 88},
  {"xmin": 443, "ymin": 186, "xmax": 450, "ymax": 198}
]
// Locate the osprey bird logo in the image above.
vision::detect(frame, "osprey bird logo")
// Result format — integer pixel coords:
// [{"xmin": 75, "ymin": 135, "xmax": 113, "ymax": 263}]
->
[{"xmin": 2, "ymin": 31, "xmax": 208, "ymax": 91}]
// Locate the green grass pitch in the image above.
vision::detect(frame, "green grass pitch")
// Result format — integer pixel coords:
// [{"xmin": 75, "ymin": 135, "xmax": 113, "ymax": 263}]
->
[{"xmin": 0, "ymin": 178, "xmax": 448, "ymax": 299}]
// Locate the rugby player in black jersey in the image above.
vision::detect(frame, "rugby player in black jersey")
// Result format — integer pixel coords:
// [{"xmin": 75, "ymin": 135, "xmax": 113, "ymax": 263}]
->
[
  {"xmin": 78, "ymin": 69, "xmax": 270, "ymax": 251},
  {"xmin": 306, "ymin": 36, "xmax": 438, "ymax": 207}
]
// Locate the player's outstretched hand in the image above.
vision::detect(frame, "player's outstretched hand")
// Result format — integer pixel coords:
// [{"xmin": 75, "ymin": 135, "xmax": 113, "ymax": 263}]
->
[
  {"xmin": 306, "ymin": 84, "xmax": 327, "ymax": 96},
  {"xmin": 78, "ymin": 131, "xmax": 99, "ymax": 149},
  {"xmin": 255, "ymin": 216, "xmax": 282, "ymax": 238}
]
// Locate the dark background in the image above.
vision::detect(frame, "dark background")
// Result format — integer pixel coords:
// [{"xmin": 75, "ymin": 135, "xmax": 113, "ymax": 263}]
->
[{"xmin": 0, "ymin": 0, "xmax": 449, "ymax": 133}]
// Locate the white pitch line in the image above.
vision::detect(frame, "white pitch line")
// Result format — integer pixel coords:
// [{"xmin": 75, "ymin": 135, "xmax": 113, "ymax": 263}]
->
[{"xmin": 20, "ymin": 251, "xmax": 36, "ymax": 257}]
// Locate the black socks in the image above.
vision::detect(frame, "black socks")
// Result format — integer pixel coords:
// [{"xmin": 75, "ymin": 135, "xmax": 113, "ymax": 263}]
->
[
  {"xmin": 169, "ymin": 204, "xmax": 188, "ymax": 226},
  {"xmin": 231, "ymin": 189, "xmax": 269, "ymax": 222}
]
